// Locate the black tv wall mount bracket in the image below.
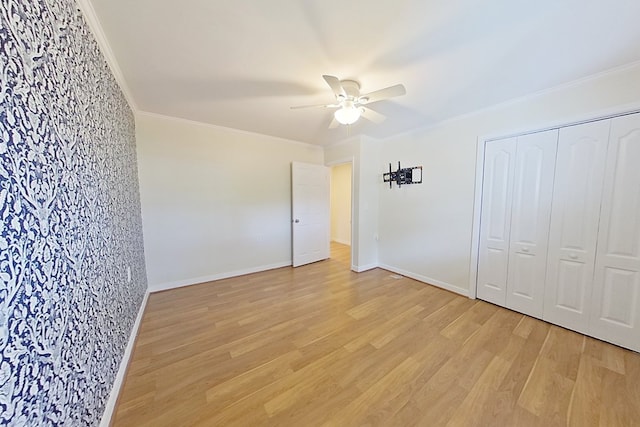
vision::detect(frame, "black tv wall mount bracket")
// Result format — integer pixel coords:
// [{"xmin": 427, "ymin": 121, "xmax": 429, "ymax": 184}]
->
[{"xmin": 383, "ymin": 162, "xmax": 423, "ymax": 188}]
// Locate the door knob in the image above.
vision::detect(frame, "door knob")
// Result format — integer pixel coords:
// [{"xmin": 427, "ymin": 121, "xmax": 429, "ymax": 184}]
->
[{"xmin": 294, "ymin": 219, "xmax": 300, "ymax": 223}]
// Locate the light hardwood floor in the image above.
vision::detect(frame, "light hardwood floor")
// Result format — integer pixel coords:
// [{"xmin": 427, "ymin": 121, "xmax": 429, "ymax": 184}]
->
[{"xmin": 112, "ymin": 243, "xmax": 640, "ymax": 426}]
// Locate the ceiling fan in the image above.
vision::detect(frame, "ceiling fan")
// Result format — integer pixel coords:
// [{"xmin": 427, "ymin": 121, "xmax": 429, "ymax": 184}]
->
[{"xmin": 291, "ymin": 75, "xmax": 406, "ymax": 128}]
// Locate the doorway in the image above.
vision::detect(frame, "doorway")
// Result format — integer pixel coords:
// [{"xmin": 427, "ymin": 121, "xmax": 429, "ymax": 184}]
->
[{"xmin": 330, "ymin": 162, "xmax": 352, "ymax": 266}]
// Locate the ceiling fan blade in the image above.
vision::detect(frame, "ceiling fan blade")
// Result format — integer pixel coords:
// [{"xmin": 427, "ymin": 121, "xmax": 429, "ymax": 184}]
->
[
  {"xmin": 361, "ymin": 107, "xmax": 386, "ymax": 124},
  {"xmin": 290, "ymin": 103, "xmax": 339, "ymax": 109},
  {"xmin": 323, "ymin": 75, "xmax": 346, "ymax": 98},
  {"xmin": 328, "ymin": 117, "xmax": 340, "ymax": 129},
  {"xmin": 360, "ymin": 84, "xmax": 406, "ymax": 104}
]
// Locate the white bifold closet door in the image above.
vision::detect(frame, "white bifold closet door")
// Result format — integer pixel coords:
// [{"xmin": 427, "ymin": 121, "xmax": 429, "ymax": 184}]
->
[
  {"xmin": 590, "ymin": 114, "xmax": 640, "ymax": 352},
  {"xmin": 477, "ymin": 138, "xmax": 516, "ymax": 306},
  {"xmin": 505, "ymin": 130, "xmax": 558, "ymax": 318},
  {"xmin": 477, "ymin": 130, "xmax": 557, "ymax": 316},
  {"xmin": 543, "ymin": 120, "xmax": 610, "ymax": 334}
]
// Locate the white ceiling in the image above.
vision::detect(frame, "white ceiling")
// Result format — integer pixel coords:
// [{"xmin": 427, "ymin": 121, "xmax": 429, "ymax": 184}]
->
[{"xmin": 88, "ymin": 0, "xmax": 640, "ymax": 146}]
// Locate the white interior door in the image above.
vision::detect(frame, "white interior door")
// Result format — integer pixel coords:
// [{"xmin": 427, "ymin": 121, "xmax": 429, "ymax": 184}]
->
[
  {"xmin": 590, "ymin": 113, "xmax": 640, "ymax": 351},
  {"xmin": 477, "ymin": 138, "xmax": 516, "ymax": 306},
  {"xmin": 292, "ymin": 162, "xmax": 330, "ymax": 267},
  {"xmin": 506, "ymin": 130, "xmax": 558, "ymax": 318},
  {"xmin": 543, "ymin": 120, "xmax": 610, "ymax": 334}
]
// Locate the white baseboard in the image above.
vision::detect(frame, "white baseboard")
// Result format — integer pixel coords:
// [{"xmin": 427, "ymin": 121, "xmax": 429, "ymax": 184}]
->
[
  {"xmin": 100, "ymin": 290, "xmax": 149, "ymax": 427},
  {"xmin": 352, "ymin": 263, "xmax": 378, "ymax": 272},
  {"xmin": 377, "ymin": 264, "xmax": 470, "ymax": 297},
  {"xmin": 148, "ymin": 261, "xmax": 292, "ymax": 293}
]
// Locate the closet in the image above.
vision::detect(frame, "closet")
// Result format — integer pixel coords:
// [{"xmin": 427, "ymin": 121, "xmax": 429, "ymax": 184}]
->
[{"xmin": 476, "ymin": 112, "xmax": 640, "ymax": 352}]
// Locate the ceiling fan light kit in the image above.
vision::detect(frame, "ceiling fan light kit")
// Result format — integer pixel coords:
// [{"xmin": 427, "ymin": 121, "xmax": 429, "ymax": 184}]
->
[
  {"xmin": 291, "ymin": 75, "xmax": 406, "ymax": 128},
  {"xmin": 334, "ymin": 102, "xmax": 362, "ymax": 125}
]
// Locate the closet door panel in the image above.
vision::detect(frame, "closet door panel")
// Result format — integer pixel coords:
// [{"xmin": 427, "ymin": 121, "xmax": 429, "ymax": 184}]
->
[
  {"xmin": 591, "ymin": 113, "xmax": 640, "ymax": 351},
  {"xmin": 555, "ymin": 259, "xmax": 590, "ymax": 310},
  {"xmin": 506, "ymin": 130, "xmax": 558, "ymax": 318},
  {"xmin": 477, "ymin": 138, "xmax": 516, "ymax": 306},
  {"xmin": 543, "ymin": 120, "xmax": 610, "ymax": 334}
]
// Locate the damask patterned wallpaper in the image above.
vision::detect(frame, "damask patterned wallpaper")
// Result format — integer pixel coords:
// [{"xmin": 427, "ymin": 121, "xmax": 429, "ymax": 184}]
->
[{"xmin": 0, "ymin": 0, "xmax": 147, "ymax": 425}]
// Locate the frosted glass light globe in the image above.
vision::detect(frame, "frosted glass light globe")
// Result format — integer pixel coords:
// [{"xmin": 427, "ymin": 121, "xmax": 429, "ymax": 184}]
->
[{"xmin": 334, "ymin": 102, "xmax": 361, "ymax": 125}]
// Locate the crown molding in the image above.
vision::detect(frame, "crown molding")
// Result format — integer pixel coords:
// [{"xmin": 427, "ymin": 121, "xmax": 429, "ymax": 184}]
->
[
  {"xmin": 135, "ymin": 111, "xmax": 321, "ymax": 149},
  {"xmin": 438, "ymin": 59, "xmax": 640, "ymax": 128},
  {"xmin": 380, "ymin": 59, "xmax": 640, "ymax": 142},
  {"xmin": 75, "ymin": 0, "xmax": 138, "ymax": 112}
]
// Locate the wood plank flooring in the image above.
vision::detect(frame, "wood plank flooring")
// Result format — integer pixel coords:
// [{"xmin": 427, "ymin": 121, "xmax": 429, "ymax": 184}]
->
[{"xmin": 112, "ymin": 243, "xmax": 640, "ymax": 426}]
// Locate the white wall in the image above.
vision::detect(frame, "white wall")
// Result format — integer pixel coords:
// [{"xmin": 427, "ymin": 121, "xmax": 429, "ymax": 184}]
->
[
  {"xmin": 136, "ymin": 63, "xmax": 640, "ymax": 294},
  {"xmin": 330, "ymin": 163, "xmax": 352, "ymax": 245},
  {"xmin": 136, "ymin": 113, "xmax": 323, "ymax": 290},
  {"xmin": 377, "ymin": 62, "xmax": 640, "ymax": 296},
  {"xmin": 358, "ymin": 137, "xmax": 382, "ymax": 270}
]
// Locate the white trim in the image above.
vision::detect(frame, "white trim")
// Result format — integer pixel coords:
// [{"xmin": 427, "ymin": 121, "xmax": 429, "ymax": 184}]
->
[
  {"xmin": 352, "ymin": 263, "xmax": 378, "ymax": 273},
  {"xmin": 378, "ymin": 62, "xmax": 640, "ymax": 145},
  {"xmin": 75, "ymin": 0, "xmax": 138, "ymax": 112},
  {"xmin": 480, "ymin": 59, "xmax": 640, "ymax": 115},
  {"xmin": 479, "ymin": 103, "xmax": 640, "ymax": 143},
  {"xmin": 378, "ymin": 264, "xmax": 470, "ymax": 297},
  {"xmin": 468, "ymin": 136, "xmax": 486, "ymax": 300},
  {"xmin": 148, "ymin": 262, "xmax": 292, "ymax": 293},
  {"xmin": 99, "ymin": 290, "xmax": 149, "ymax": 427},
  {"xmin": 135, "ymin": 111, "xmax": 319, "ymax": 150},
  {"xmin": 427, "ymin": 63, "xmax": 640, "ymax": 135}
]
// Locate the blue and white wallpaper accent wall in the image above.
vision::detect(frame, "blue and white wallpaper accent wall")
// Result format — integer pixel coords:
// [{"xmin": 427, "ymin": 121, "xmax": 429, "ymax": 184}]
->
[{"xmin": 0, "ymin": 0, "xmax": 147, "ymax": 425}]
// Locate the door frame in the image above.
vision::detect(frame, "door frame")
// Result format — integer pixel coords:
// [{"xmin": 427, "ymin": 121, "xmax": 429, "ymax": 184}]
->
[{"xmin": 326, "ymin": 157, "xmax": 355, "ymax": 268}]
